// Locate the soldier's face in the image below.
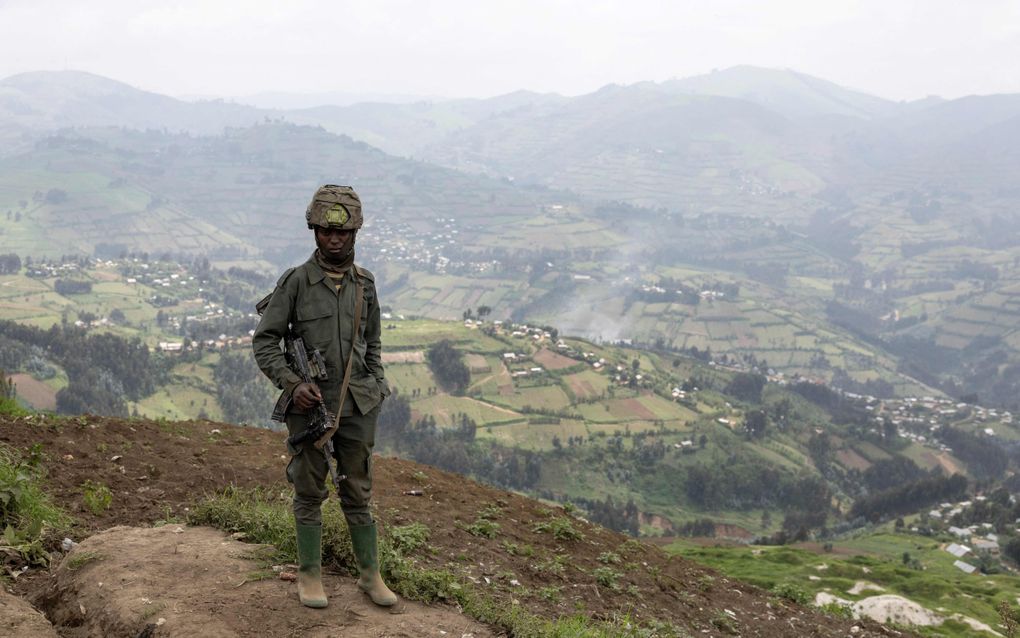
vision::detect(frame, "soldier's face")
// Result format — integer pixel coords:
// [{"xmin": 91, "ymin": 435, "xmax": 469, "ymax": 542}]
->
[{"xmin": 315, "ymin": 227, "xmax": 353, "ymax": 261}]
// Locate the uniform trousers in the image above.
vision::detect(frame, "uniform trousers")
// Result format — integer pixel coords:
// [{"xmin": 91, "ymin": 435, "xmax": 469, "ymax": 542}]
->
[{"xmin": 284, "ymin": 403, "xmax": 379, "ymax": 527}]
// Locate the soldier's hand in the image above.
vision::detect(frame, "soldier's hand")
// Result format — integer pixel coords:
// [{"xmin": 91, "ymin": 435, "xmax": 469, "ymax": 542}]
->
[{"xmin": 292, "ymin": 382, "xmax": 323, "ymax": 411}]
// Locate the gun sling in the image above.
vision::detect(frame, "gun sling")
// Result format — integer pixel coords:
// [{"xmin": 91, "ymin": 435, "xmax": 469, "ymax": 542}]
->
[{"xmin": 315, "ymin": 275, "xmax": 364, "ymax": 449}]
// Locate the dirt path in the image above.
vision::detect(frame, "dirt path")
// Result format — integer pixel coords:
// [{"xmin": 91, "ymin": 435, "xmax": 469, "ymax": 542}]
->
[
  {"xmin": 463, "ymin": 396, "xmax": 520, "ymax": 417},
  {"xmin": 38, "ymin": 525, "xmax": 493, "ymax": 638}
]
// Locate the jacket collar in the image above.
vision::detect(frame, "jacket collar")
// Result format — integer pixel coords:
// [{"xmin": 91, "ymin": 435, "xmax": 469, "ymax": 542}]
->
[{"xmin": 304, "ymin": 251, "xmax": 327, "ymax": 285}]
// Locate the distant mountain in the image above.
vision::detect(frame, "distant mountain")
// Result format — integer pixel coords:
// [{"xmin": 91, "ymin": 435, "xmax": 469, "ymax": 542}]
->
[
  {"xmin": 417, "ymin": 82, "xmax": 831, "ymax": 216},
  {"xmin": 0, "ymin": 70, "xmax": 265, "ymax": 134},
  {"xmin": 284, "ymin": 90, "xmax": 567, "ymax": 157},
  {"xmin": 659, "ymin": 65, "xmax": 897, "ymax": 120},
  {"xmin": 225, "ymin": 89, "xmax": 441, "ymax": 110}
]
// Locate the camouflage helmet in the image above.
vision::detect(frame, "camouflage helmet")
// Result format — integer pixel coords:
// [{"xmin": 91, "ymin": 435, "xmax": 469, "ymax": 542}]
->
[{"xmin": 305, "ymin": 185, "xmax": 363, "ymax": 230}]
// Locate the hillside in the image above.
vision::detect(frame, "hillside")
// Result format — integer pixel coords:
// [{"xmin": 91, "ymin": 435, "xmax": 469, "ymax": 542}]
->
[
  {"xmin": 0, "ymin": 413, "xmax": 903, "ymax": 637},
  {"xmin": 6, "ymin": 70, "xmax": 1020, "ymax": 401},
  {"xmin": 4, "ymin": 259, "xmax": 1017, "ymax": 553},
  {"xmin": 1, "ymin": 247, "xmax": 1015, "ymax": 523},
  {"xmin": 659, "ymin": 66, "xmax": 896, "ymax": 120},
  {"xmin": 0, "ymin": 71, "xmax": 266, "ymax": 135}
]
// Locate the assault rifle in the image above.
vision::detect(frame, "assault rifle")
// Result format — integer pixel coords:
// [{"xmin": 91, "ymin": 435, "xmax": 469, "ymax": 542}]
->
[{"xmin": 278, "ymin": 335, "xmax": 345, "ymax": 491}]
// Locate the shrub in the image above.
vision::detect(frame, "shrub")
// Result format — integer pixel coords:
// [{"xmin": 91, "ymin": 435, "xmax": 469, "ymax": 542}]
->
[
  {"xmin": 533, "ymin": 517, "xmax": 583, "ymax": 541},
  {"xmin": 593, "ymin": 566, "xmax": 621, "ymax": 590},
  {"xmin": 772, "ymin": 582, "xmax": 810, "ymax": 605},
  {"xmin": 389, "ymin": 522, "xmax": 430, "ymax": 554},
  {"xmin": 81, "ymin": 480, "xmax": 113, "ymax": 515}
]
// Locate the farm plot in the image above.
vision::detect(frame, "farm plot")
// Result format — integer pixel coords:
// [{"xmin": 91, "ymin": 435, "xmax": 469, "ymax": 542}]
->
[
  {"xmin": 469, "ymin": 356, "xmax": 512, "ymax": 396},
  {"xmin": 562, "ymin": 369, "xmax": 610, "ymax": 401},
  {"xmin": 532, "ymin": 348, "xmax": 582, "ymax": 371},
  {"xmin": 635, "ymin": 393, "xmax": 698, "ymax": 422},
  {"xmin": 381, "ymin": 350, "xmax": 425, "ymax": 364},
  {"xmin": 9, "ymin": 373, "xmax": 57, "ymax": 411},
  {"xmin": 133, "ymin": 382, "xmax": 222, "ymax": 422},
  {"xmin": 411, "ymin": 394, "xmax": 522, "ymax": 427},
  {"xmin": 463, "ymin": 353, "xmax": 491, "ymax": 372},
  {"xmin": 498, "ymin": 384, "xmax": 573, "ymax": 413},
  {"xmin": 384, "ymin": 363, "xmax": 435, "ymax": 396},
  {"xmin": 381, "ymin": 319, "xmax": 469, "ymax": 349},
  {"xmin": 478, "ymin": 417, "xmax": 588, "ymax": 451}
]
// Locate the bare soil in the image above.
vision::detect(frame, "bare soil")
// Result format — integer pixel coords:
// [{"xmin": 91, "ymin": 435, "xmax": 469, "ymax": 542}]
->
[
  {"xmin": 9, "ymin": 373, "xmax": 57, "ymax": 411},
  {"xmin": 531, "ymin": 349, "xmax": 579, "ymax": 371},
  {"xmin": 37, "ymin": 525, "xmax": 493, "ymax": 638},
  {"xmin": 1, "ymin": 587, "xmax": 59, "ymax": 637},
  {"xmin": 1, "ymin": 413, "xmax": 914, "ymax": 637},
  {"xmin": 381, "ymin": 351, "xmax": 425, "ymax": 364}
]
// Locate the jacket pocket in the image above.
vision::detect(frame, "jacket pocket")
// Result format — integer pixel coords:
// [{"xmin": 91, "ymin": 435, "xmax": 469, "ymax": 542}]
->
[
  {"xmin": 294, "ymin": 301, "xmax": 334, "ymax": 349},
  {"xmin": 295, "ymin": 302, "xmax": 333, "ymax": 322}
]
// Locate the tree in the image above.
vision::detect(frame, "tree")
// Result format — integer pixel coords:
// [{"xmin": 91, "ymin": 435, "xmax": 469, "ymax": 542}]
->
[
  {"xmin": 44, "ymin": 189, "xmax": 68, "ymax": 204},
  {"xmin": 1005, "ymin": 538, "xmax": 1020, "ymax": 565},
  {"xmin": 426, "ymin": 340, "xmax": 470, "ymax": 394},
  {"xmin": 0, "ymin": 253, "xmax": 21, "ymax": 274},
  {"xmin": 724, "ymin": 372, "xmax": 766, "ymax": 403},
  {"xmin": 744, "ymin": 409, "xmax": 768, "ymax": 439}
]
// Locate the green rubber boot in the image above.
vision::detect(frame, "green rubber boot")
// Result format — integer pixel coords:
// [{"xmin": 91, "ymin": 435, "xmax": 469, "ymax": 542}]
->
[
  {"xmin": 350, "ymin": 523, "xmax": 398, "ymax": 606},
  {"xmin": 295, "ymin": 524, "xmax": 328, "ymax": 608}
]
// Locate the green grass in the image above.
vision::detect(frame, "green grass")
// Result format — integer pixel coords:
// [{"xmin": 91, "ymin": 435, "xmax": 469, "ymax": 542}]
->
[
  {"xmin": 385, "ymin": 363, "xmax": 436, "ymax": 396},
  {"xmin": 0, "ymin": 442, "xmax": 71, "ymax": 565},
  {"xmin": 187, "ymin": 486, "xmax": 688, "ymax": 637},
  {"xmin": 65, "ymin": 550, "xmax": 104, "ymax": 571},
  {"xmin": 0, "ymin": 396, "xmax": 31, "ymax": 417},
  {"xmin": 497, "ymin": 384, "xmax": 573, "ymax": 412},
  {"xmin": 668, "ymin": 533, "xmax": 1020, "ymax": 638},
  {"xmin": 412, "ymin": 394, "xmax": 520, "ymax": 427},
  {"xmin": 533, "ymin": 517, "xmax": 584, "ymax": 541}
]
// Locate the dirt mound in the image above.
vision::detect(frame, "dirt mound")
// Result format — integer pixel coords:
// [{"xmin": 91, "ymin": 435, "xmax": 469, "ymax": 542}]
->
[
  {"xmin": 2, "ymin": 413, "xmax": 913, "ymax": 637},
  {"xmin": 36, "ymin": 525, "xmax": 491, "ymax": 638},
  {"xmin": 1, "ymin": 587, "xmax": 59, "ymax": 637}
]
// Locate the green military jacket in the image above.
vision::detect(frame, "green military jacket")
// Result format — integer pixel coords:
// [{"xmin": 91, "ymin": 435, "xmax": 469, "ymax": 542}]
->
[{"xmin": 252, "ymin": 252, "xmax": 388, "ymax": 420}]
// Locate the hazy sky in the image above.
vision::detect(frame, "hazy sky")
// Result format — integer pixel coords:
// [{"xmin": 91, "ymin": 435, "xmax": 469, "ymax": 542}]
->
[{"xmin": 2, "ymin": 0, "xmax": 1019, "ymax": 101}]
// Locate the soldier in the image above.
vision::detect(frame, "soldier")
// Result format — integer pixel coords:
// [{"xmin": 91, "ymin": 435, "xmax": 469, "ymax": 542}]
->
[{"xmin": 252, "ymin": 185, "xmax": 397, "ymax": 609}]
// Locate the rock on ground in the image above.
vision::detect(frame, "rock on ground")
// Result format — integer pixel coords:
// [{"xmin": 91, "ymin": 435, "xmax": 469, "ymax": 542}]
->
[
  {"xmin": 0, "ymin": 587, "xmax": 59, "ymax": 637},
  {"xmin": 36, "ymin": 525, "xmax": 495, "ymax": 638}
]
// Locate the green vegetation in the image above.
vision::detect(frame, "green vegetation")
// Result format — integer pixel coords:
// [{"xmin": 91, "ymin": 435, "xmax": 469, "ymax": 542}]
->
[
  {"xmin": 533, "ymin": 517, "xmax": 584, "ymax": 542},
  {"xmin": 427, "ymin": 339, "xmax": 470, "ymax": 394},
  {"xmin": 669, "ymin": 532, "xmax": 1020, "ymax": 638},
  {"xmin": 81, "ymin": 480, "xmax": 113, "ymax": 515},
  {"xmin": 593, "ymin": 566, "xmax": 622, "ymax": 591},
  {"xmin": 65, "ymin": 550, "xmax": 103, "ymax": 571},
  {"xmin": 461, "ymin": 517, "xmax": 501, "ymax": 539},
  {"xmin": 388, "ymin": 522, "xmax": 430, "ymax": 554},
  {"xmin": 0, "ymin": 443, "xmax": 70, "ymax": 565},
  {"xmin": 187, "ymin": 486, "xmax": 689, "ymax": 637},
  {"xmin": 0, "ymin": 372, "xmax": 30, "ymax": 416},
  {"xmin": 4, "ymin": 257, "xmax": 1020, "ymax": 547}
]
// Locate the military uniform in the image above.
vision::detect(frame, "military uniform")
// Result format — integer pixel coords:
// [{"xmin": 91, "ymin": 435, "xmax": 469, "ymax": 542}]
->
[
  {"xmin": 253, "ymin": 255, "xmax": 388, "ymax": 526},
  {"xmin": 251, "ymin": 185, "xmax": 397, "ymax": 609}
]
